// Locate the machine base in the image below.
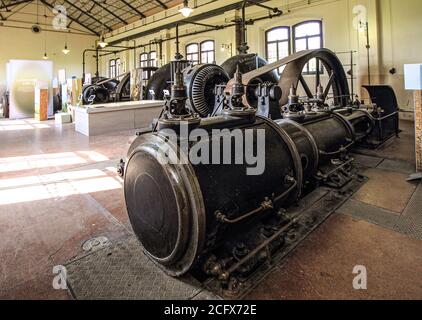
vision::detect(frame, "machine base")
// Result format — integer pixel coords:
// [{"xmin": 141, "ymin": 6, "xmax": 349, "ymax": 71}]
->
[{"xmin": 65, "ymin": 175, "xmax": 367, "ymax": 300}]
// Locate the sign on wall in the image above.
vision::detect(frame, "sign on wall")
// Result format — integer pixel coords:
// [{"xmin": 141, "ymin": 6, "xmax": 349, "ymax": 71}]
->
[{"xmin": 7, "ymin": 59, "xmax": 53, "ymax": 119}]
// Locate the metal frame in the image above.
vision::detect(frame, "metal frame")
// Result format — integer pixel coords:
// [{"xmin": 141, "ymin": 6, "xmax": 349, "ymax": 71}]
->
[{"xmin": 0, "ymin": 0, "xmax": 177, "ymax": 35}]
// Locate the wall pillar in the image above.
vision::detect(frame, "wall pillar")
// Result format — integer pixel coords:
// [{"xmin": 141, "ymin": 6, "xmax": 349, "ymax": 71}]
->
[{"xmin": 415, "ymin": 90, "xmax": 422, "ymax": 172}]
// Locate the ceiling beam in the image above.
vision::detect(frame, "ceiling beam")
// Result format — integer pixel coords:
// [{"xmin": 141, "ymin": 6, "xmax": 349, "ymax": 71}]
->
[
  {"xmin": 109, "ymin": 0, "xmax": 258, "ymax": 45},
  {"xmin": 120, "ymin": 0, "xmax": 146, "ymax": 19},
  {"xmin": 40, "ymin": 0, "xmax": 99, "ymax": 36},
  {"xmin": 154, "ymin": 0, "xmax": 168, "ymax": 9},
  {"xmin": 94, "ymin": 0, "xmax": 128, "ymax": 25},
  {"xmin": 0, "ymin": 0, "xmax": 32, "ymax": 10},
  {"xmin": 63, "ymin": 0, "xmax": 113, "ymax": 32}
]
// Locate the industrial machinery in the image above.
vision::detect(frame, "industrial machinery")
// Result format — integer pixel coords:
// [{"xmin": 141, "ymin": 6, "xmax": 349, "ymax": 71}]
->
[
  {"xmin": 121, "ymin": 49, "xmax": 400, "ymax": 296},
  {"xmin": 82, "ymin": 67, "xmax": 158, "ymax": 104}
]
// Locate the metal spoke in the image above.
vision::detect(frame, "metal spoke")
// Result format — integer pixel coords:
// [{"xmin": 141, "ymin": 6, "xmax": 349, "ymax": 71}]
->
[
  {"xmin": 323, "ymin": 71, "xmax": 335, "ymax": 100},
  {"xmin": 299, "ymin": 75, "xmax": 314, "ymax": 98}
]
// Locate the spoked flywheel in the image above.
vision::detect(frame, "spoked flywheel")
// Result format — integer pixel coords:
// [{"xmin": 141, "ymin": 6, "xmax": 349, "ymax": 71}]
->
[{"xmin": 278, "ymin": 49, "xmax": 350, "ymax": 108}]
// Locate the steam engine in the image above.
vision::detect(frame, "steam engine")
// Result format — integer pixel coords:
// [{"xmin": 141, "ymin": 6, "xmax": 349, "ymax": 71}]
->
[{"xmin": 122, "ymin": 49, "xmax": 399, "ymax": 286}]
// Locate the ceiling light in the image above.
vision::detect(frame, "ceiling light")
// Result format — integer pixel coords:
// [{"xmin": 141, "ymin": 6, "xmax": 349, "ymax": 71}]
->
[
  {"xmin": 98, "ymin": 36, "xmax": 108, "ymax": 48},
  {"xmin": 43, "ymin": 52, "xmax": 48, "ymax": 60},
  {"xmin": 179, "ymin": 0, "xmax": 194, "ymax": 18},
  {"xmin": 62, "ymin": 43, "xmax": 70, "ymax": 55}
]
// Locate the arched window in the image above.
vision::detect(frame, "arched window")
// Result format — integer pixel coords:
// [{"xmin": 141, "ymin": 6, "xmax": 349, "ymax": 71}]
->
[
  {"xmin": 109, "ymin": 59, "xmax": 116, "ymax": 78},
  {"xmin": 265, "ymin": 26, "xmax": 290, "ymax": 74},
  {"xmin": 186, "ymin": 43, "xmax": 199, "ymax": 65},
  {"xmin": 140, "ymin": 53, "xmax": 149, "ymax": 68},
  {"xmin": 200, "ymin": 40, "xmax": 215, "ymax": 64},
  {"xmin": 293, "ymin": 20, "xmax": 323, "ymax": 74}
]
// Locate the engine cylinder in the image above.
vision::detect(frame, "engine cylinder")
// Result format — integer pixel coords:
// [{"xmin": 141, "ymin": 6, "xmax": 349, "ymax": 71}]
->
[
  {"xmin": 124, "ymin": 107, "xmax": 359, "ymax": 276},
  {"xmin": 124, "ymin": 115, "xmax": 303, "ymax": 275}
]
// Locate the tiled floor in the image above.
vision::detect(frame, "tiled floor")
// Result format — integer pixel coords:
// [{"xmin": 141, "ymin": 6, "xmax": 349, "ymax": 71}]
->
[
  {"xmin": 0, "ymin": 119, "xmax": 134, "ymax": 299},
  {"xmin": 0, "ymin": 118, "xmax": 421, "ymax": 300}
]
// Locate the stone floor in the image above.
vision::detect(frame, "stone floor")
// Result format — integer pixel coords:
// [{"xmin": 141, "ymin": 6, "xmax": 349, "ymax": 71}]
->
[{"xmin": 0, "ymin": 118, "xmax": 421, "ymax": 300}]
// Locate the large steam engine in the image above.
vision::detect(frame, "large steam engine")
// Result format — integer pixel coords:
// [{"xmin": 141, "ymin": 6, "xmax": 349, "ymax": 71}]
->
[{"xmin": 122, "ymin": 49, "xmax": 399, "ymax": 293}]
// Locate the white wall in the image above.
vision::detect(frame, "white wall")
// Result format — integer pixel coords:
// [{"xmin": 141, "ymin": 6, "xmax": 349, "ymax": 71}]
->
[
  {"xmin": 0, "ymin": 1, "xmax": 98, "ymax": 96},
  {"xmin": 0, "ymin": 28, "xmax": 97, "ymax": 86}
]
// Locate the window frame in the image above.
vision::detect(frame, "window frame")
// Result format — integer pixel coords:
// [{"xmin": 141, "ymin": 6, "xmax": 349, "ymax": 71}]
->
[
  {"xmin": 115, "ymin": 58, "xmax": 121, "ymax": 77},
  {"xmin": 185, "ymin": 43, "xmax": 200, "ymax": 65},
  {"xmin": 200, "ymin": 40, "xmax": 215, "ymax": 64},
  {"xmin": 140, "ymin": 52, "xmax": 149, "ymax": 68},
  {"xmin": 265, "ymin": 26, "xmax": 291, "ymax": 75},
  {"xmin": 292, "ymin": 20, "xmax": 323, "ymax": 75},
  {"xmin": 109, "ymin": 59, "xmax": 116, "ymax": 78},
  {"xmin": 148, "ymin": 51, "xmax": 157, "ymax": 67}
]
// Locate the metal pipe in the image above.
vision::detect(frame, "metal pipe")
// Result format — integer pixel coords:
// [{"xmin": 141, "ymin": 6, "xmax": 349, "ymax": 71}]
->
[
  {"xmin": 82, "ymin": 48, "xmax": 115, "ymax": 82},
  {"xmin": 215, "ymin": 181, "xmax": 297, "ymax": 224}
]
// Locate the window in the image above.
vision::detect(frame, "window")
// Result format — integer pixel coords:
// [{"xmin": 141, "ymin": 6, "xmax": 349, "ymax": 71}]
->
[
  {"xmin": 140, "ymin": 51, "xmax": 157, "ymax": 68},
  {"xmin": 186, "ymin": 43, "xmax": 199, "ymax": 65},
  {"xmin": 140, "ymin": 53, "xmax": 148, "ymax": 68},
  {"xmin": 200, "ymin": 40, "xmax": 215, "ymax": 64},
  {"xmin": 265, "ymin": 27, "xmax": 290, "ymax": 74},
  {"xmin": 149, "ymin": 51, "xmax": 157, "ymax": 67},
  {"xmin": 115, "ymin": 58, "xmax": 121, "ymax": 77},
  {"xmin": 293, "ymin": 21, "xmax": 323, "ymax": 74},
  {"xmin": 109, "ymin": 59, "xmax": 116, "ymax": 78}
]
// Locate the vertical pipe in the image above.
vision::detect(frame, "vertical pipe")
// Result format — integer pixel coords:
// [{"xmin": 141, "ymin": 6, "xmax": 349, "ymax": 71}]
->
[
  {"xmin": 238, "ymin": 0, "xmax": 248, "ymax": 54},
  {"xmin": 350, "ymin": 51, "xmax": 354, "ymax": 98},
  {"xmin": 82, "ymin": 50, "xmax": 86, "ymax": 83},
  {"xmin": 366, "ymin": 22, "xmax": 371, "ymax": 85},
  {"xmin": 175, "ymin": 23, "xmax": 182, "ymax": 60},
  {"xmin": 315, "ymin": 58, "xmax": 320, "ymax": 93},
  {"xmin": 95, "ymin": 48, "xmax": 99, "ymax": 78},
  {"xmin": 133, "ymin": 40, "xmax": 137, "ymax": 68}
]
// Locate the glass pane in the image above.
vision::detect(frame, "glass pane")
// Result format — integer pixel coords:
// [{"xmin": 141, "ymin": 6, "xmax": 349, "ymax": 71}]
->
[
  {"xmin": 295, "ymin": 38, "xmax": 307, "ymax": 52},
  {"xmin": 278, "ymin": 41, "xmax": 289, "ymax": 59},
  {"xmin": 267, "ymin": 27, "xmax": 289, "ymax": 42},
  {"xmin": 201, "ymin": 41, "xmax": 214, "ymax": 51},
  {"xmin": 186, "ymin": 44, "xmax": 198, "ymax": 54},
  {"xmin": 267, "ymin": 43, "xmax": 277, "ymax": 62},
  {"xmin": 201, "ymin": 53, "xmax": 207, "ymax": 64},
  {"xmin": 308, "ymin": 58, "xmax": 317, "ymax": 73},
  {"xmin": 295, "ymin": 22, "xmax": 321, "ymax": 37},
  {"xmin": 149, "ymin": 51, "xmax": 156, "ymax": 60},
  {"xmin": 201, "ymin": 51, "xmax": 214, "ymax": 63},
  {"xmin": 308, "ymin": 36, "xmax": 321, "ymax": 49}
]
